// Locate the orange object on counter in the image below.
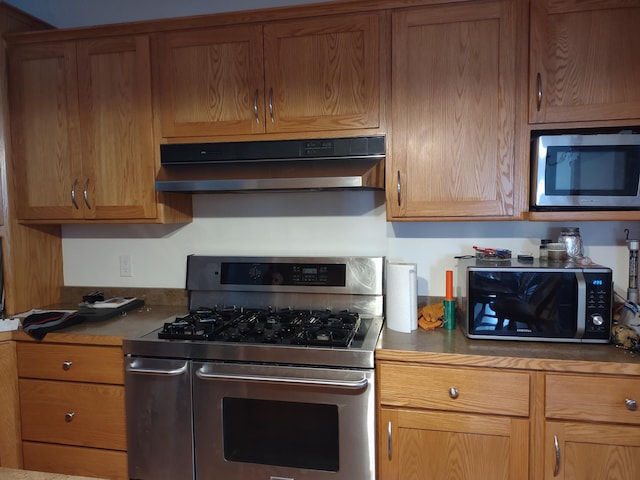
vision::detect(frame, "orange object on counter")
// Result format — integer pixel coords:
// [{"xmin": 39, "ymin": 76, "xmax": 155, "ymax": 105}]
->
[
  {"xmin": 417, "ymin": 303, "xmax": 444, "ymax": 330},
  {"xmin": 445, "ymin": 270, "xmax": 453, "ymax": 300}
]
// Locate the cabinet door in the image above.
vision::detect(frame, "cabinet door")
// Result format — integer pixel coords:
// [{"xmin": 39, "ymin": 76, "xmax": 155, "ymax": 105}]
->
[
  {"xmin": 530, "ymin": 0, "xmax": 640, "ymax": 124},
  {"xmin": 264, "ymin": 12, "xmax": 381, "ymax": 133},
  {"xmin": 379, "ymin": 407, "xmax": 529, "ymax": 480},
  {"xmin": 157, "ymin": 25, "xmax": 265, "ymax": 137},
  {"xmin": 0, "ymin": 341, "xmax": 21, "ymax": 468},
  {"xmin": 8, "ymin": 41, "xmax": 83, "ymax": 220},
  {"xmin": 545, "ymin": 421, "xmax": 640, "ymax": 480},
  {"xmin": 388, "ymin": 0, "xmax": 518, "ymax": 219},
  {"xmin": 77, "ymin": 35, "xmax": 157, "ymax": 220}
]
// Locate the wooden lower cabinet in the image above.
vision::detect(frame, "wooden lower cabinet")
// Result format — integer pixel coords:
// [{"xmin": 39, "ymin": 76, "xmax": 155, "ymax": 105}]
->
[
  {"xmin": 16, "ymin": 342, "xmax": 127, "ymax": 480},
  {"xmin": 379, "ymin": 407, "xmax": 529, "ymax": 479},
  {"xmin": 0, "ymin": 340, "xmax": 21, "ymax": 468},
  {"xmin": 22, "ymin": 442, "xmax": 128, "ymax": 480},
  {"xmin": 543, "ymin": 422, "xmax": 640, "ymax": 480},
  {"xmin": 377, "ymin": 361, "xmax": 530, "ymax": 480},
  {"xmin": 541, "ymin": 373, "xmax": 640, "ymax": 480},
  {"xmin": 378, "ymin": 361, "xmax": 640, "ymax": 480}
]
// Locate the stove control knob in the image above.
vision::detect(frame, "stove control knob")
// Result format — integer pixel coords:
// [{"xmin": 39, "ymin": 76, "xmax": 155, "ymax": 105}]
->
[{"xmin": 248, "ymin": 265, "xmax": 262, "ymax": 281}]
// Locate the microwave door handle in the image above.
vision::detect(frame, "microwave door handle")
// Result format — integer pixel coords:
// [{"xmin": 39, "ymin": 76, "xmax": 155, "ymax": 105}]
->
[{"xmin": 576, "ymin": 272, "xmax": 586, "ymax": 338}]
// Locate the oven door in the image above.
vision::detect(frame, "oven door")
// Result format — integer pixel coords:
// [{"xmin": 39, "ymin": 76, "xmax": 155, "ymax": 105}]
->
[
  {"xmin": 193, "ymin": 361, "xmax": 375, "ymax": 480},
  {"xmin": 125, "ymin": 357, "xmax": 194, "ymax": 480}
]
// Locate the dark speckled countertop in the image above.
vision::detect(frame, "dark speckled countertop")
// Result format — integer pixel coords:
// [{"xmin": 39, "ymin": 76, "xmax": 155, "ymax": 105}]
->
[{"xmin": 376, "ymin": 325, "xmax": 640, "ymax": 375}]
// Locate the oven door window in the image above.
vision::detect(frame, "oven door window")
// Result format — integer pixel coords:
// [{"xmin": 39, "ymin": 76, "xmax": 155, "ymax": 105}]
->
[
  {"xmin": 468, "ymin": 271, "xmax": 578, "ymax": 337},
  {"xmin": 223, "ymin": 397, "xmax": 339, "ymax": 471}
]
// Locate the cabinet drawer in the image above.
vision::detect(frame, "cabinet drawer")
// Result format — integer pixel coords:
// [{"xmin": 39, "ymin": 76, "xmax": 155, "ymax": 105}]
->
[
  {"xmin": 378, "ymin": 362, "xmax": 530, "ymax": 416},
  {"xmin": 17, "ymin": 342, "xmax": 123, "ymax": 384},
  {"xmin": 23, "ymin": 441, "xmax": 128, "ymax": 480},
  {"xmin": 19, "ymin": 379, "xmax": 126, "ymax": 450},
  {"xmin": 546, "ymin": 373, "xmax": 640, "ymax": 425}
]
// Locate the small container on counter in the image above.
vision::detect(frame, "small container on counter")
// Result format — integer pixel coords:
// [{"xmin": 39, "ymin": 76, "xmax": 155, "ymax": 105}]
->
[
  {"xmin": 559, "ymin": 227, "xmax": 584, "ymax": 258},
  {"xmin": 546, "ymin": 242, "xmax": 567, "ymax": 262},
  {"xmin": 443, "ymin": 270, "xmax": 456, "ymax": 330},
  {"xmin": 539, "ymin": 238, "xmax": 552, "ymax": 260}
]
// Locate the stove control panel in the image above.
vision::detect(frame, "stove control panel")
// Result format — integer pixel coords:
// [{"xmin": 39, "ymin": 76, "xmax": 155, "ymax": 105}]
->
[{"xmin": 222, "ymin": 262, "xmax": 346, "ymax": 286}]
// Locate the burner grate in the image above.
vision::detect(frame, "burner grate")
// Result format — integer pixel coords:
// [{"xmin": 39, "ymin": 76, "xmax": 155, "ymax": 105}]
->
[{"xmin": 158, "ymin": 307, "xmax": 361, "ymax": 347}]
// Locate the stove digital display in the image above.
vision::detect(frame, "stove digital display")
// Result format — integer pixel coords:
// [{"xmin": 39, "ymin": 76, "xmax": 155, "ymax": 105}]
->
[{"xmin": 220, "ymin": 262, "xmax": 346, "ymax": 286}]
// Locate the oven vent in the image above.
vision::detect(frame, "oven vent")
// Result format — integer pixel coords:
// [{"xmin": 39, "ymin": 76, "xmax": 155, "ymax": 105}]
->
[{"xmin": 155, "ymin": 136, "xmax": 385, "ymax": 193}]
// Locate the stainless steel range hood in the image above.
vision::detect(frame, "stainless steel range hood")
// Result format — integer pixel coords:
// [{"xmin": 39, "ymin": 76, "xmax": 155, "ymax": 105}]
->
[{"xmin": 155, "ymin": 136, "xmax": 385, "ymax": 193}]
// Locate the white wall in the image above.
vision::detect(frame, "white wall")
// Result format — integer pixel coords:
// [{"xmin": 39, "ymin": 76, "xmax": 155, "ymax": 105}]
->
[{"xmin": 62, "ymin": 191, "xmax": 635, "ymax": 298}]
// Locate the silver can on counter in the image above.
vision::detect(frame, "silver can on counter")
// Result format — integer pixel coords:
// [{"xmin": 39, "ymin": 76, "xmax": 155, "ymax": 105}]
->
[{"xmin": 559, "ymin": 227, "xmax": 584, "ymax": 258}]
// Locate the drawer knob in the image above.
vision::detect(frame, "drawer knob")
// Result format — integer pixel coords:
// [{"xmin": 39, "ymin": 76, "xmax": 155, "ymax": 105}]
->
[
  {"xmin": 65, "ymin": 412, "xmax": 75, "ymax": 422},
  {"xmin": 62, "ymin": 361, "xmax": 73, "ymax": 371},
  {"xmin": 625, "ymin": 398, "xmax": 637, "ymax": 411},
  {"xmin": 449, "ymin": 387, "xmax": 459, "ymax": 399}
]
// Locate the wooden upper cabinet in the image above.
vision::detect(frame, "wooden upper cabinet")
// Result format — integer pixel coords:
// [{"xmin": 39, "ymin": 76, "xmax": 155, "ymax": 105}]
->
[
  {"xmin": 9, "ymin": 35, "xmax": 161, "ymax": 221},
  {"xmin": 157, "ymin": 12, "xmax": 382, "ymax": 139},
  {"xmin": 388, "ymin": 0, "xmax": 521, "ymax": 219},
  {"xmin": 8, "ymin": 41, "xmax": 82, "ymax": 220},
  {"xmin": 157, "ymin": 25, "xmax": 265, "ymax": 137},
  {"xmin": 529, "ymin": 0, "xmax": 640, "ymax": 124},
  {"xmin": 263, "ymin": 13, "xmax": 380, "ymax": 134}
]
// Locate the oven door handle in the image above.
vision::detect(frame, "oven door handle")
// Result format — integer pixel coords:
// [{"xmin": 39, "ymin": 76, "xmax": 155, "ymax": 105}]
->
[
  {"xmin": 196, "ymin": 369, "xmax": 369, "ymax": 390},
  {"xmin": 126, "ymin": 361, "xmax": 189, "ymax": 376}
]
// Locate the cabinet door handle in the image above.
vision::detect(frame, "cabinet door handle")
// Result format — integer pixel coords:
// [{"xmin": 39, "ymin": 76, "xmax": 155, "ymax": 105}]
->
[
  {"xmin": 449, "ymin": 387, "xmax": 459, "ymax": 399},
  {"xmin": 65, "ymin": 412, "xmax": 75, "ymax": 423},
  {"xmin": 553, "ymin": 434, "xmax": 560, "ymax": 477},
  {"xmin": 253, "ymin": 89, "xmax": 259, "ymax": 123},
  {"xmin": 62, "ymin": 361, "xmax": 72, "ymax": 371},
  {"xmin": 387, "ymin": 420, "xmax": 392, "ymax": 460},
  {"xmin": 536, "ymin": 72, "xmax": 542, "ymax": 112},
  {"xmin": 396, "ymin": 171, "xmax": 401, "ymax": 206},
  {"xmin": 268, "ymin": 87, "xmax": 275, "ymax": 123},
  {"xmin": 71, "ymin": 178, "xmax": 79, "ymax": 209},
  {"xmin": 83, "ymin": 178, "xmax": 91, "ymax": 209},
  {"xmin": 626, "ymin": 398, "xmax": 638, "ymax": 411}
]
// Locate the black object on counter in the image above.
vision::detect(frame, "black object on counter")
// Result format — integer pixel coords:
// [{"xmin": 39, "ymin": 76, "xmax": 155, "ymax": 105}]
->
[{"xmin": 22, "ymin": 311, "xmax": 83, "ymax": 340}]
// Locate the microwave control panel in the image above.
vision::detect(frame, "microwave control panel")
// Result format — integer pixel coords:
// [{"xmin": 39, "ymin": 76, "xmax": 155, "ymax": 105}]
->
[{"xmin": 583, "ymin": 271, "xmax": 613, "ymax": 338}]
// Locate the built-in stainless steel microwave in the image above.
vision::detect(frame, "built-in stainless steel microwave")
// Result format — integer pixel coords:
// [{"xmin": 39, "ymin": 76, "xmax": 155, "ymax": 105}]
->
[
  {"xmin": 531, "ymin": 131, "xmax": 640, "ymax": 210},
  {"xmin": 457, "ymin": 258, "xmax": 612, "ymax": 343}
]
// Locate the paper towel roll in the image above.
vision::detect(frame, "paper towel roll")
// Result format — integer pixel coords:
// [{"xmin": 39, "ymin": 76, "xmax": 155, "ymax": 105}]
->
[{"xmin": 386, "ymin": 262, "xmax": 417, "ymax": 333}]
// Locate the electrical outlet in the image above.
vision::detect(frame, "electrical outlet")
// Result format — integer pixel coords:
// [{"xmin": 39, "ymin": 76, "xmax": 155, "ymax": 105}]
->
[{"xmin": 119, "ymin": 255, "xmax": 133, "ymax": 277}]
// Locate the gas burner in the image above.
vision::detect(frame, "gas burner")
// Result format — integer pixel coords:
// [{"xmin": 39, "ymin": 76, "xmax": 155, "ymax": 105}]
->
[{"xmin": 158, "ymin": 307, "xmax": 361, "ymax": 347}]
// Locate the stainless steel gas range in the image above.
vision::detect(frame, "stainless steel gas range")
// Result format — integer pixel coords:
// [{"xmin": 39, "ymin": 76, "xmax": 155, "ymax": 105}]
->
[{"xmin": 123, "ymin": 256, "xmax": 384, "ymax": 480}]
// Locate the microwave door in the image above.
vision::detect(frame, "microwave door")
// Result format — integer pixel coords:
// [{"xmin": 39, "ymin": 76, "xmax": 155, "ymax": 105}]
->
[{"xmin": 533, "ymin": 133, "xmax": 640, "ymax": 209}]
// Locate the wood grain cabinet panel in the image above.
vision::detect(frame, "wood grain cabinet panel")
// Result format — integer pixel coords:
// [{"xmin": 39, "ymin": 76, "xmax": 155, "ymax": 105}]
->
[
  {"xmin": 543, "ymin": 372, "xmax": 640, "ymax": 479},
  {"xmin": 19, "ymin": 378, "xmax": 126, "ymax": 450},
  {"xmin": 387, "ymin": 0, "xmax": 523, "ymax": 220},
  {"xmin": 379, "ymin": 362, "xmax": 530, "ymax": 417},
  {"xmin": 157, "ymin": 12, "xmax": 383, "ymax": 139},
  {"xmin": 16, "ymin": 342, "xmax": 124, "ymax": 384},
  {"xmin": 16, "ymin": 341, "xmax": 127, "ymax": 479},
  {"xmin": 8, "ymin": 35, "xmax": 190, "ymax": 223},
  {"xmin": 529, "ymin": 0, "xmax": 640, "ymax": 124},
  {"xmin": 22, "ymin": 442, "xmax": 128, "ymax": 480},
  {"xmin": 378, "ymin": 361, "xmax": 530, "ymax": 480},
  {"xmin": 0, "ymin": 341, "xmax": 21, "ymax": 468}
]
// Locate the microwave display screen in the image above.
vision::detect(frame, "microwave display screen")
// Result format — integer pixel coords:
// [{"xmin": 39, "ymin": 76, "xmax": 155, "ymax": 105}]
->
[
  {"xmin": 468, "ymin": 271, "xmax": 579, "ymax": 337},
  {"xmin": 545, "ymin": 146, "xmax": 640, "ymax": 196}
]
